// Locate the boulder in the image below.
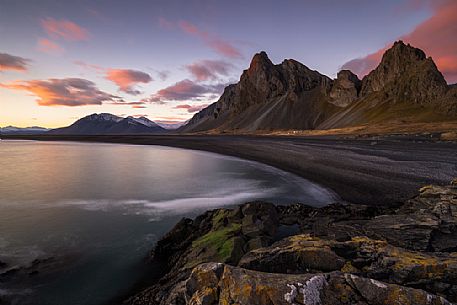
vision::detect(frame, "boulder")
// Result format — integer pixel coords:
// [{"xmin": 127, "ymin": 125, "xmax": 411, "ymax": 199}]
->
[{"xmin": 173, "ymin": 263, "xmax": 453, "ymax": 305}]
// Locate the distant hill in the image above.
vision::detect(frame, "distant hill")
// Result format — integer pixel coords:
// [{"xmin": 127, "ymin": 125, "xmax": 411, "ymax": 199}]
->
[
  {"xmin": 180, "ymin": 41, "xmax": 457, "ymax": 133},
  {"xmin": 49, "ymin": 113, "xmax": 166, "ymax": 134},
  {"xmin": 0, "ymin": 126, "xmax": 50, "ymax": 135}
]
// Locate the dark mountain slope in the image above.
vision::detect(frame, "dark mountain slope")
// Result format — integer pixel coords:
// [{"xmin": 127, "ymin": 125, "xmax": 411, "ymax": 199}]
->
[
  {"xmin": 49, "ymin": 113, "xmax": 166, "ymax": 134},
  {"xmin": 182, "ymin": 41, "xmax": 457, "ymax": 133}
]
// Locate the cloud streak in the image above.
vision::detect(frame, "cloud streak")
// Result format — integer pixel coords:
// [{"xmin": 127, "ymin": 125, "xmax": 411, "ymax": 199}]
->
[
  {"xmin": 159, "ymin": 18, "xmax": 242, "ymax": 59},
  {"xmin": 341, "ymin": 0, "xmax": 457, "ymax": 83},
  {"xmin": 37, "ymin": 38, "xmax": 64, "ymax": 55},
  {"xmin": 0, "ymin": 78, "xmax": 122, "ymax": 106},
  {"xmin": 0, "ymin": 52, "xmax": 29, "ymax": 71},
  {"xmin": 142, "ymin": 79, "xmax": 225, "ymax": 104},
  {"xmin": 178, "ymin": 21, "xmax": 242, "ymax": 59},
  {"xmin": 185, "ymin": 59, "xmax": 233, "ymax": 81},
  {"xmin": 174, "ymin": 103, "xmax": 209, "ymax": 113},
  {"xmin": 105, "ymin": 69, "xmax": 153, "ymax": 95},
  {"xmin": 41, "ymin": 18, "xmax": 90, "ymax": 41}
]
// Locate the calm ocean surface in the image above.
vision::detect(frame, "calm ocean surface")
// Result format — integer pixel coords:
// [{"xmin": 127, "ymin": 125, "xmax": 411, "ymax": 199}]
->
[{"xmin": 0, "ymin": 140, "xmax": 335, "ymax": 305}]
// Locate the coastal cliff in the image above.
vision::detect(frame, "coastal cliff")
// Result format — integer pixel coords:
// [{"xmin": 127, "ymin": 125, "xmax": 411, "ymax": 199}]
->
[{"xmin": 125, "ymin": 179, "xmax": 457, "ymax": 304}]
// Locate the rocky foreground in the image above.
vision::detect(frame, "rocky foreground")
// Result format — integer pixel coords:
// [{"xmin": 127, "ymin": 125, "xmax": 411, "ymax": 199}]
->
[{"xmin": 125, "ymin": 179, "xmax": 457, "ymax": 305}]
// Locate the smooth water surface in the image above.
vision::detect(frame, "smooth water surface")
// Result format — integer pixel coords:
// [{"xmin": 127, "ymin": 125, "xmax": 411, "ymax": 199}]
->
[{"xmin": 0, "ymin": 140, "xmax": 335, "ymax": 305}]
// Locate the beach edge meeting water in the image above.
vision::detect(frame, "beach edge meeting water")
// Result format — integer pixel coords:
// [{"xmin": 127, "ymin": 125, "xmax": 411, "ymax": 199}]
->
[
  {"xmin": 0, "ymin": 140, "xmax": 336, "ymax": 305},
  {"xmin": 2, "ymin": 134, "xmax": 457, "ymax": 304}
]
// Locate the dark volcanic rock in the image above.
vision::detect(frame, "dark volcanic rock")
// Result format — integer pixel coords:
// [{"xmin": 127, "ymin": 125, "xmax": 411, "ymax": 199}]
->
[
  {"xmin": 359, "ymin": 41, "xmax": 450, "ymax": 114},
  {"xmin": 365, "ymin": 182, "xmax": 457, "ymax": 252},
  {"xmin": 329, "ymin": 70, "xmax": 361, "ymax": 107},
  {"xmin": 125, "ymin": 181, "xmax": 457, "ymax": 304},
  {"xmin": 180, "ymin": 51, "xmax": 337, "ymax": 133},
  {"xmin": 169, "ymin": 263, "xmax": 452, "ymax": 305},
  {"xmin": 239, "ymin": 235, "xmax": 457, "ymax": 301},
  {"xmin": 181, "ymin": 41, "xmax": 457, "ymax": 133}
]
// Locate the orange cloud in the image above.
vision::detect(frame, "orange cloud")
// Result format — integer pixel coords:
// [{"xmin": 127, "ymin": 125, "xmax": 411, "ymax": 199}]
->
[
  {"xmin": 0, "ymin": 78, "xmax": 122, "ymax": 106},
  {"xmin": 41, "ymin": 18, "xmax": 89, "ymax": 41},
  {"xmin": 0, "ymin": 52, "xmax": 29, "ymax": 71},
  {"xmin": 185, "ymin": 59, "xmax": 233, "ymax": 81},
  {"xmin": 105, "ymin": 69, "xmax": 153, "ymax": 95},
  {"xmin": 37, "ymin": 38, "xmax": 64, "ymax": 55},
  {"xmin": 342, "ymin": 0, "xmax": 457, "ymax": 83}
]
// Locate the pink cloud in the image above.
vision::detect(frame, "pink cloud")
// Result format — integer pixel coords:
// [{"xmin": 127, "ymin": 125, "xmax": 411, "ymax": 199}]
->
[
  {"xmin": 174, "ymin": 103, "xmax": 209, "ymax": 113},
  {"xmin": 341, "ymin": 0, "xmax": 457, "ymax": 83},
  {"xmin": 185, "ymin": 59, "xmax": 233, "ymax": 81},
  {"xmin": 143, "ymin": 79, "xmax": 225, "ymax": 104},
  {"xmin": 0, "ymin": 78, "xmax": 122, "ymax": 106},
  {"xmin": 178, "ymin": 21, "xmax": 242, "ymax": 59},
  {"xmin": 74, "ymin": 60, "xmax": 105, "ymax": 72},
  {"xmin": 37, "ymin": 38, "xmax": 64, "ymax": 55},
  {"xmin": 0, "ymin": 52, "xmax": 29, "ymax": 71},
  {"xmin": 41, "ymin": 18, "xmax": 89, "ymax": 41},
  {"xmin": 158, "ymin": 18, "xmax": 242, "ymax": 59},
  {"xmin": 105, "ymin": 69, "xmax": 153, "ymax": 95}
]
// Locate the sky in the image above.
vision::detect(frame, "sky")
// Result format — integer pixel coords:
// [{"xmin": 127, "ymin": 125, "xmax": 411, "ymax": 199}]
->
[{"xmin": 0, "ymin": 0, "xmax": 456, "ymax": 128}]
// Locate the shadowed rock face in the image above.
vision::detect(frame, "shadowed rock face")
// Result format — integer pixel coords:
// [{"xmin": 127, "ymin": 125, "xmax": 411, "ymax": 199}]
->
[
  {"xmin": 125, "ymin": 180, "xmax": 457, "ymax": 305},
  {"xmin": 360, "ymin": 41, "xmax": 448, "ymax": 108},
  {"xmin": 329, "ymin": 70, "xmax": 361, "ymax": 107},
  {"xmin": 181, "ymin": 41, "xmax": 457, "ymax": 133}
]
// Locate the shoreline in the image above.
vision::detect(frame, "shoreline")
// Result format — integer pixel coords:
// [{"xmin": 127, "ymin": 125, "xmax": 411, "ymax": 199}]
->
[{"xmin": 3, "ymin": 134, "xmax": 457, "ymax": 205}]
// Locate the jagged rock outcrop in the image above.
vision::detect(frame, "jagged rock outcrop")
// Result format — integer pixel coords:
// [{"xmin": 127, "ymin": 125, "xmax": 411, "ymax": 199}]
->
[
  {"xmin": 180, "ymin": 51, "xmax": 338, "ymax": 132},
  {"xmin": 168, "ymin": 263, "xmax": 452, "ymax": 305},
  {"xmin": 181, "ymin": 41, "xmax": 457, "ymax": 133},
  {"xmin": 125, "ymin": 180, "xmax": 457, "ymax": 304},
  {"xmin": 329, "ymin": 70, "xmax": 361, "ymax": 107},
  {"xmin": 239, "ymin": 235, "xmax": 457, "ymax": 300}
]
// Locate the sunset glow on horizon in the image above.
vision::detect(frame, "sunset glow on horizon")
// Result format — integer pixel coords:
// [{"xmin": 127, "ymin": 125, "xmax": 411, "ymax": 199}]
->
[{"xmin": 1, "ymin": 0, "xmax": 456, "ymax": 128}]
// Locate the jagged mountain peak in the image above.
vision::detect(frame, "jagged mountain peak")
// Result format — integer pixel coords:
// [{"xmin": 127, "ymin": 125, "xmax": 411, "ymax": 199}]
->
[
  {"xmin": 247, "ymin": 51, "xmax": 274, "ymax": 75},
  {"xmin": 360, "ymin": 41, "xmax": 448, "ymax": 107},
  {"xmin": 181, "ymin": 41, "xmax": 456, "ymax": 133}
]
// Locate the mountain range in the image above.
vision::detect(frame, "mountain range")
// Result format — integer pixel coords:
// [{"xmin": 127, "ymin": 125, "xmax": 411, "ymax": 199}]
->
[
  {"xmin": 49, "ymin": 113, "xmax": 166, "ymax": 134},
  {"xmin": 0, "ymin": 126, "xmax": 50, "ymax": 135},
  {"xmin": 181, "ymin": 41, "xmax": 457, "ymax": 133},
  {"xmin": 3, "ymin": 42, "xmax": 456, "ymax": 136}
]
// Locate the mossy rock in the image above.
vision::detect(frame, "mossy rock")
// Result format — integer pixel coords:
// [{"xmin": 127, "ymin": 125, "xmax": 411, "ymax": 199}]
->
[{"xmin": 191, "ymin": 223, "xmax": 242, "ymax": 263}]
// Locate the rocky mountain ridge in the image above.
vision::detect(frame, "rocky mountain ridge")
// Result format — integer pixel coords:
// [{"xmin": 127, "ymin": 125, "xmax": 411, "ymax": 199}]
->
[
  {"xmin": 181, "ymin": 41, "xmax": 457, "ymax": 133},
  {"xmin": 0, "ymin": 126, "xmax": 50, "ymax": 135}
]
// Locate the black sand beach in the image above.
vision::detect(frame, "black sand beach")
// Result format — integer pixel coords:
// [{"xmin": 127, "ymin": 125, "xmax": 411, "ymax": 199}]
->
[{"xmin": 3, "ymin": 134, "xmax": 457, "ymax": 205}]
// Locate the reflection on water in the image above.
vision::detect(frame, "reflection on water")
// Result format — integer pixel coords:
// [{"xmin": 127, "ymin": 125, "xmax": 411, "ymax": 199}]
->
[{"xmin": 0, "ymin": 140, "xmax": 336, "ymax": 305}]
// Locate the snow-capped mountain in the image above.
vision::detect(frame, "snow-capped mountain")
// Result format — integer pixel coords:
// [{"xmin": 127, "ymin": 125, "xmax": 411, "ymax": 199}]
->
[
  {"xmin": 155, "ymin": 121, "xmax": 187, "ymax": 130},
  {"xmin": 49, "ymin": 113, "xmax": 166, "ymax": 134}
]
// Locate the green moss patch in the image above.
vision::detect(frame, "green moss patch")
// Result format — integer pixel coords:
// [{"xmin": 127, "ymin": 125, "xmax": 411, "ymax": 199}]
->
[{"xmin": 192, "ymin": 223, "xmax": 241, "ymax": 261}]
